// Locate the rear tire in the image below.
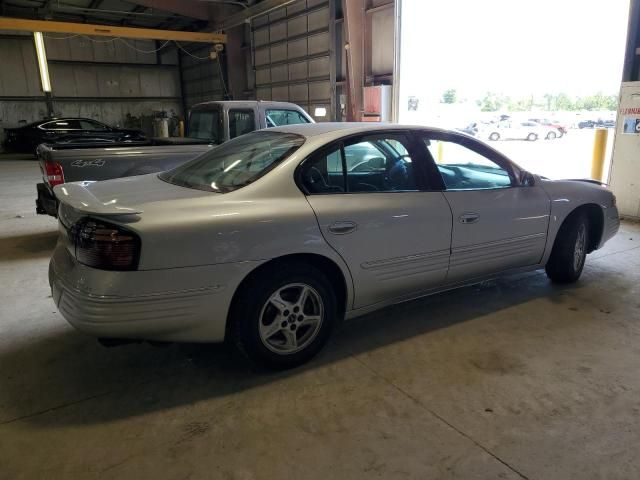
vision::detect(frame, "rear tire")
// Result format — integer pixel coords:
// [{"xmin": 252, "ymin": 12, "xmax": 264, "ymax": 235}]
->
[
  {"xmin": 231, "ymin": 262, "xmax": 338, "ymax": 369},
  {"xmin": 545, "ymin": 213, "xmax": 589, "ymax": 284},
  {"xmin": 527, "ymin": 133, "xmax": 539, "ymax": 141},
  {"xmin": 489, "ymin": 132, "xmax": 500, "ymax": 141}
]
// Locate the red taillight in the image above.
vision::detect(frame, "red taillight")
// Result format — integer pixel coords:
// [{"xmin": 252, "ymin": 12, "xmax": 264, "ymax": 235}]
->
[
  {"xmin": 45, "ymin": 160, "xmax": 65, "ymax": 187},
  {"xmin": 72, "ymin": 219, "xmax": 140, "ymax": 271}
]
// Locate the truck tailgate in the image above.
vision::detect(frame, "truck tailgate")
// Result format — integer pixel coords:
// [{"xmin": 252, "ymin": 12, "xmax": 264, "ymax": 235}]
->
[{"xmin": 42, "ymin": 144, "xmax": 214, "ymax": 183}]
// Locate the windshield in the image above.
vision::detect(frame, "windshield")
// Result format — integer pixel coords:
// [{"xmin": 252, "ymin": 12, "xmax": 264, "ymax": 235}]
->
[
  {"xmin": 188, "ymin": 108, "xmax": 222, "ymax": 143},
  {"xmin": 159, "ymin": 131, "xmax": 305, "ymax": 193}
]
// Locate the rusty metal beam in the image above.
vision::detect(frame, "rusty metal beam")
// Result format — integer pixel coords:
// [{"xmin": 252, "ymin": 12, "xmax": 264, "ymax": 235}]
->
[
  {"xmin": 0, "ymin": 16, "xmax": 226, "ymax": 42},
  {"xmin": 342, "ymin": 0, "xmax": 365, "ymax": 121}
]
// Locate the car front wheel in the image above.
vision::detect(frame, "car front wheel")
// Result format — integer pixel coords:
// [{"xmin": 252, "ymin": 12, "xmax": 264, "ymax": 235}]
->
[
  {"xmin": 527, "ymin": 133, "xmax": 539, "ymax": 141},
  {"xmin": 232, "ymin": 263, "xmax": 337, "ymax": 369},
  {"xmin": 489, "ymin": 132, "xmax": 500, "ymax": 141},
  {"xmin": 545, "ymin": 213, "xmax": 589, "ymax": 284},
  {"xmin": 546, "ymin": 131, "xmax": 557, "ymax": 140}
]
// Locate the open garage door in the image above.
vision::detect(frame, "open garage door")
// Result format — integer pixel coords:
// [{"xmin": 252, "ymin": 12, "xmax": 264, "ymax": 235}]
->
[{"xmin": 395, "ymin": 0, "xmax": 630, "ymax": 181}]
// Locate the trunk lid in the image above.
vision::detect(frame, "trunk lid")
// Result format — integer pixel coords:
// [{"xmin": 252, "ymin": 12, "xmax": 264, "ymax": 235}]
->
[{"xmin": 54, "ymin": 173, "xmax": 214, "ymax": 216}]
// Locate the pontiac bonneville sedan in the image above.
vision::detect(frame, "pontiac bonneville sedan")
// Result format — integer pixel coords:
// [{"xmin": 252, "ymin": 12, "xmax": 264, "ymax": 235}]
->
[{"xmin": 50, "ymin": 123, "xmax": 620, "ymax": 368}]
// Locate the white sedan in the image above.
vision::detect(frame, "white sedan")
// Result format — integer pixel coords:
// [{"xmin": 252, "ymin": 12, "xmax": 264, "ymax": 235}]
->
[
  {"xmin": 481, "ymin": 120, "xmax": 560, "ymax": 141},
  {"xmin": 50, "ymin": 123, "xmax": 619, "ymax": 368}
]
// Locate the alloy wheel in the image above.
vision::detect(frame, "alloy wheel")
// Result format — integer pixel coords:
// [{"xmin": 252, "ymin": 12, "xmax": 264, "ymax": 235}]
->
[
  {"xmin": 573, "ymin": 224, "xmax": 587, "ymax": 271},
  {"xmin": 258, "ymin": 283, "xmax": 324, "ymax": 355}
]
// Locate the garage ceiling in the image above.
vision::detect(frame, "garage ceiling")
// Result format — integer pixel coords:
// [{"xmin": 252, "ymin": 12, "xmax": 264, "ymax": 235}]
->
[{"xmin": 0, "ymin": 0, "xmax": 272, "ymax": 31}]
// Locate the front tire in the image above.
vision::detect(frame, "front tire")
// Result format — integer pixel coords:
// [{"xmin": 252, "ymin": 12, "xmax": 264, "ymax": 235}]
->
[
  {"xmin": 488, "ymin": 132, "xmax": 500, "ymax": 141},
  {"xmin": 527, "ymin": 133, "xmax": 539, "ymax": 141},
  {"xmin": 545, "ymin": 213, "xmax": 589, "ymax": 284},
  {"xmin": 546, "ymin": 131, "xmax": 557, "ymax": 140},
  {"xmin": 231, "ymin": 263, "xmax": 338, "ymax": 369}
]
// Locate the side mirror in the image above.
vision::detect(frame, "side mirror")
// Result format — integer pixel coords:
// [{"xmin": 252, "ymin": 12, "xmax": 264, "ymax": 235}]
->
[{"xmin": 521, "ymin": 171, "xmax": 535, "ymax": 186}]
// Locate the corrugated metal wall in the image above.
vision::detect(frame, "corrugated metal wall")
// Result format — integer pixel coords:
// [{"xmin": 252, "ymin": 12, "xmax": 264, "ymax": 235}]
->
[
  {"xmin": 0, "ymin": 35, "xmax": 47, "ymax": 129},
  {"xmin": 0, "ymin": 33, "xmax": 183, "ymax": 129},
  {"xmin": 179, "ymin": 44, "xmax": 226, "ymax": 109},
  {"xmin": 248, "ymin": 0, "xmax": 394, "ymax": 122},
  {"xmin": 251, "ymin": 0, "xmax": 334, "ymax": 120}
]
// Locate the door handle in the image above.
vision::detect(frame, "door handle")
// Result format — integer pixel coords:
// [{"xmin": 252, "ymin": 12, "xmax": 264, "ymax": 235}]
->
[
  {"xmin": 328, "ymin": 221, "xmax": 357, "ymax": 235},
  {"xmin": 459, "ymin": 212, "xmax": 479, "ymax": 224}
]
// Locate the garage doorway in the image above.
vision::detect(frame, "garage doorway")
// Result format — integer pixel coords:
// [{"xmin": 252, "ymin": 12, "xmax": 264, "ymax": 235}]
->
[{"xmin": 395, "ymin": 0, "xmax": 630, "ymax": 180}]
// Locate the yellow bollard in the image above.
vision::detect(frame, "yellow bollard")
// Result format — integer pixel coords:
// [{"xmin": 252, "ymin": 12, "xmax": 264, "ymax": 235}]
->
[
  {"xmin": 179, "ymin": 120, "xmax": 185, "ymax": 138},
  {"xmin": 591, "ymin": 128, "xmax": 608, "ymax": 181},
  {"xmin": 436, "ymin": 141, "xmax": 444, "ymax": 163}
]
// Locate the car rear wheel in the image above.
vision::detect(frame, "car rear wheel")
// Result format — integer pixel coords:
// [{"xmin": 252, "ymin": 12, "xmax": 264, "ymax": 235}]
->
[
  {"xmin": 546, "ymin": 131, "xmax": 557, "ymax": 140},
  {"xmin": 545, "ymin": 212, "xmax": 589, "ymax": 284},
  {"xmin": 232, "ymin": 262, "xmax": 337, "ymax": 369},
  {"xmin": 489, "ymin": 132, "xmax": 500, "ymax": 141},
  {"xmin": 527, "ymin": 133, "xmax": 538, "ymax": 141}
]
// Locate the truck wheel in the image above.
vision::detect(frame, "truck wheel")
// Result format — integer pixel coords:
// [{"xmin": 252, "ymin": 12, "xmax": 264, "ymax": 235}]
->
[
  {"xmin": 545, "ymin": 212, "xmax": 589, "ymax": 284},
  {"xmin": 232, "ymin": 262, "xmax": 338, "ymax": 369}
]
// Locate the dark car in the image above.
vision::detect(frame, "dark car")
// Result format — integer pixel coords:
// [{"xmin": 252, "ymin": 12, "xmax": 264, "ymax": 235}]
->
[
  {"xmin": 3, "ymin": 118, "xmax": 146, "ymax": 153},
  {"xmin": 578, "ymin": 119, "xmax": 615, "ymax": 129}
]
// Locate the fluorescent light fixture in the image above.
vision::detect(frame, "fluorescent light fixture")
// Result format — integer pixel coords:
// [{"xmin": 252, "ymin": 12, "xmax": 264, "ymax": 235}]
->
[
  {"xmin": 314, "ymin": 107, "xmax": 327, "ymax": 117},
  {"xmin": 33, "ymin": 32, "xmax": 52, "ymax": 93}
]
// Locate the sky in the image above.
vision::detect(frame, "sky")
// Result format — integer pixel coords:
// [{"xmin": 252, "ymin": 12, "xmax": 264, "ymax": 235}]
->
[{"xmin": 398, "ymin": 0, "xmax": 631, "ymax": 104}]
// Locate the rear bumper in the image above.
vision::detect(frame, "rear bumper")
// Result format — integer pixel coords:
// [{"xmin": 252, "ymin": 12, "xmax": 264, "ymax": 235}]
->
[
  {"xmin": 36, "ymin": 182, "xmax": 58, "ymax": 216},
  {"xmin": 49, "ymin": 244, "xmax": 262, "ymax": 343}
]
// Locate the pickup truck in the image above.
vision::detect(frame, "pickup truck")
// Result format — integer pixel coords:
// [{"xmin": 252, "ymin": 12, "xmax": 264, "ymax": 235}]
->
[{"xmin": 36, "ymin": 100, "xmax": 314, "ymax": 216}]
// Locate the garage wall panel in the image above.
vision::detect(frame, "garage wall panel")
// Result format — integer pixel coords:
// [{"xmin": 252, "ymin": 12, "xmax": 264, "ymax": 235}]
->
[
  {"xmin": 369, "ymin": 3, "xmax": 394, "ymax": 77},
  {"xmin": 0, "ymin": 33, "xmax": 183, "ymax": 130},
  {"xmin": 0, "ymin": 36, "xmax": 47, "ymax": 132},
  {"xmin": 250, "ymin": 0, "xmax": 337, "ymax": 121},
  {"xmin": 179, "ymin": 44, "xmax": 225, "ymax": 109},
  {"xmin": 0, "ymin": 37, "xmax": 42, "ymax": 97}
]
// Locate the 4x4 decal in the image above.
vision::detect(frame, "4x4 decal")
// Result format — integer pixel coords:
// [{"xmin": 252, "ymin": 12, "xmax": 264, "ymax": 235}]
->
[{"xmin": 70, "ymin": 159, "xmax": 105, "ymax": 168}]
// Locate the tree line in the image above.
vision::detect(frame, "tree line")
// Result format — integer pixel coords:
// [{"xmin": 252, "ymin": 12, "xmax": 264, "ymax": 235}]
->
[{"xmin": 440, "ymin": 89, "xmax": 618, "ymax": 112}]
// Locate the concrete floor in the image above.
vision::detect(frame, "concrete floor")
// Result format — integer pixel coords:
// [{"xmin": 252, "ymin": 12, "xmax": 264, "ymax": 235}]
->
[{"xmin": 1, "ymin": 156, "xmax": 640, "ymax": 480}]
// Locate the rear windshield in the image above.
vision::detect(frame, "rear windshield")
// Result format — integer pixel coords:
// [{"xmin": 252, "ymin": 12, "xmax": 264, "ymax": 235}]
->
[
  {"xmin": 159, "ymin": 131, "xmax": 304, "ymax": 193},
  {"xmin": 188, "ymin": 108, "xmax": 222, "ymax": 143}
]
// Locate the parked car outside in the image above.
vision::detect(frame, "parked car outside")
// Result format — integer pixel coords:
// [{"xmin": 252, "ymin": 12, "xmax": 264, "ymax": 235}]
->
[
  {"xmin": 578, "ymin": 119, "xmax": 616, "ymax": 129},
  {"xmin": 49, "ymin": 123, "xmax": 619, "ymax": 368},
  {"xmin": 481, "ymin": 120, "xmax": 559, "ymax": 141},
  {"xmin": 3, "ymin": 118, "xmax": 146, "ymax": 153},
  {"xmin": 528, "ymin": 118, "xmax": 568, "ymax": 137}
]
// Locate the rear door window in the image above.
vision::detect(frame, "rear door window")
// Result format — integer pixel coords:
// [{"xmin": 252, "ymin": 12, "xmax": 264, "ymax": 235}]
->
[
  {"xmin": 300, "ymin": 133, "xmax": 419, "ymax": 194},
  {"xmin": 229, "ymin": 109, "xmax": 256, "ymax": 139},
  {"xmin": 79, "ymin": 120, "xmax": 108, "ymax": 131}
]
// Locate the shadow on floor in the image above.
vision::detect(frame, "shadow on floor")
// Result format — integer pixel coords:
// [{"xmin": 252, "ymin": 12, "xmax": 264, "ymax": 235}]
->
[
  {"xmin": 0, "ymin": 230, "xmax": 58, "ymax": 262},
  {"xmin": 0, "ymin": 268, "xmax": 595, "ymax": 427}
]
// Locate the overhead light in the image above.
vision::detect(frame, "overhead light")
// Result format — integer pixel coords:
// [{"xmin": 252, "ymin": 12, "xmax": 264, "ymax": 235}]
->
[
  {"xmin": 314, "ymin": 107, "xmax": 327, "ymax": 117},
  {"xmin": 33, "ymin": 32, "xmax": 52, "ymax": 93}
]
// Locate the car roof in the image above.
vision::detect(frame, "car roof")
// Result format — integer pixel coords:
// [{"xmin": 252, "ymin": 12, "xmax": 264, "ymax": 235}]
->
[
  {"xmin": 39, "ymin": 118, "xmax": 105, "ymax": 123},
  {"xmin": 265, "ymin": 122, "xmax": 448, "ymax": 139},
  {"xmin": 191, "ymin": 100, "xmax": 306, "ymax": 109}
]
